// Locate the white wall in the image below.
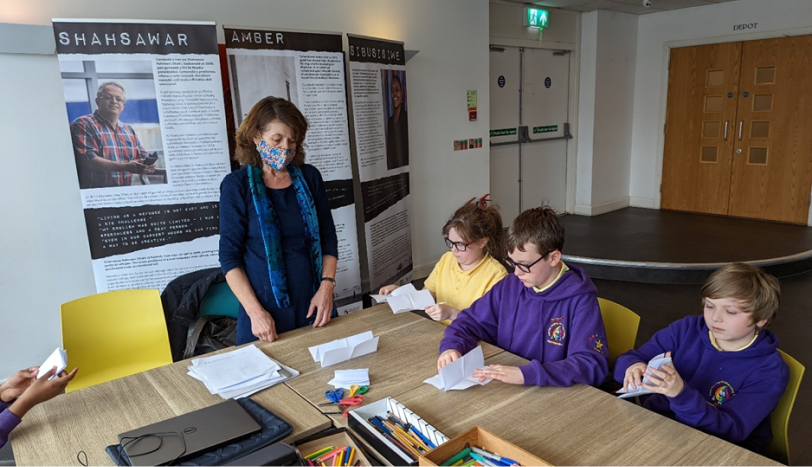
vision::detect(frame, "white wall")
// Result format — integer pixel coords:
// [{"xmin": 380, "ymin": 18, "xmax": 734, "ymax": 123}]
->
[
  {"xmin": 489, "ymin": 0, "xmax": 579, "ymax": 50},
  {"xmin": 630, "ymin": 0, "xmax": 812, "ymax": 210},
  {"xmin": 0, "ymin": 0, "xmax": 491, "ymax": 378},
  {"xmin": 575, "ymin": 10, "xmax": 638, "ymax": 216}
]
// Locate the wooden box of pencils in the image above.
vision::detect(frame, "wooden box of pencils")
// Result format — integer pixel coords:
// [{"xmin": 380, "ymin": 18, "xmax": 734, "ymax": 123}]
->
[
  {"xmin": 418, "ymin": 426, "xmax": 551, "ymax": 466},
  {"xmin": 348, "ymin": 397, "xmax": 449, "ymax": 466},
  {"xmin": 296, "ymin": 431, "xmax": 373, "ymax": 466}
]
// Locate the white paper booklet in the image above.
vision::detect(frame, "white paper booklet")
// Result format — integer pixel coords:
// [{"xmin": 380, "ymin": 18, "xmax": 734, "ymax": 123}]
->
[
  {"xmin": 616, "ymin": 353, "xmax": 673, "ymax": 399},
  {"xmin": 425, "ymin": 346, "xmax": 492, "ymax": 391},
  {"xmin": 308, "ymin": 331, "xmax": 380, "ymax": 367},
  {"xmin": 328, "ymin": 369, "xmax": 370, "ymax": 388},
  {"xmin": 187, "ymin": 344, "xmax": 298, "ymax": 399},
  {"xmin": 37, "ymin": 347, "xmax": 68, "ymax": 380},
  {"xmin": 370, "ymin": 283, "xmax": 436, "ymax": 314}
]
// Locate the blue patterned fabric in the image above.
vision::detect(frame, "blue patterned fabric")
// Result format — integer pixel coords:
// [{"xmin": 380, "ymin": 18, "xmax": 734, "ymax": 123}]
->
[{"xmin": 246, "ymin": 165, "xmax": 322, "ymax": 308}]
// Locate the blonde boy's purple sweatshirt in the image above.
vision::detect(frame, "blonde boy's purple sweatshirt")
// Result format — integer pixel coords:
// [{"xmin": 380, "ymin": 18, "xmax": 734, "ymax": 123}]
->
[{"xmin": 440, "ymin": 264, "xmax": 609, "ymax": 387}]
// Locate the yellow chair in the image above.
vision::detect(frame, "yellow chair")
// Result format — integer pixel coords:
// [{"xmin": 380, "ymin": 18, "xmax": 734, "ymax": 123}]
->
[
  {"xmin": 765, "ymin": 349, "xmax": 805, "ymax": 465},
  {"xmin": 61, "ymin": 289, "xmax": 172, "ymax": 393},
  {"xmin": 598, "ymin": 298, "xmax": 641, "ymax": 369}
]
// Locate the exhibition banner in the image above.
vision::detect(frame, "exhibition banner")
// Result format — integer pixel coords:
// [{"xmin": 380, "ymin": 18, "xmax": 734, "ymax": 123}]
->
[
  {"xmin": 347, "ymin": 34, "xmax": 412, "ymax": 291},
  {"xmin": 225, "ymin": 27, "xmax": 363, "ymax": 314},
  {"xmin": 53, "ymin": 19, "xmax": 230, "ymax": 292}
]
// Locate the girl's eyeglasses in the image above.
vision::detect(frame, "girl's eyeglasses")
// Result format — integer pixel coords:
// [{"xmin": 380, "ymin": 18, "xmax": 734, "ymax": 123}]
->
[{"xmin": 444, "ymin": 237, "xmax": 470, "ymax": 252}]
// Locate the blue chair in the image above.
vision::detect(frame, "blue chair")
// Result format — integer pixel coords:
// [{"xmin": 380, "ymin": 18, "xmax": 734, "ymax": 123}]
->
[{"xmin": 199, "ymin": 281, "xmax": 239, "ymax": 319}]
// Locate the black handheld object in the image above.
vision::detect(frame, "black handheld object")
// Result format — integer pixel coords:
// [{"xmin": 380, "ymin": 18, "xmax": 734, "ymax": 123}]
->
[{"xmin": 142, "ymin": 152, "xmax": 159, "ymax": 166}]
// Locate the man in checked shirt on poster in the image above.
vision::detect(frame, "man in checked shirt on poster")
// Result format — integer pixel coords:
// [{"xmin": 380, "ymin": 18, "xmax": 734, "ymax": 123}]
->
[{"xmin": 70, "ymin": 81, "xmax": 155, "ymax": 188}]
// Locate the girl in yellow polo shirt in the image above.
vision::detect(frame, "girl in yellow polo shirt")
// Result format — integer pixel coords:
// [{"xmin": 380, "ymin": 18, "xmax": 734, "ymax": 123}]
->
[{"xmin": 379, "ymin": 201, "xmax": 507, "ymax": 324}]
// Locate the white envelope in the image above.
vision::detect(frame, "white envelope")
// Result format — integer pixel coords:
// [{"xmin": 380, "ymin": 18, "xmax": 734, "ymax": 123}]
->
[
  {"xmin": 425, "ymin": 346, "xmax": 491, "ymax": 391},
  {"xmin": 37, "ymin": 347, "xmax": 68, "ymax": 380},
  {"xmin": 308, "ymin": 331, "xmax": 380, "ymax": 367}
]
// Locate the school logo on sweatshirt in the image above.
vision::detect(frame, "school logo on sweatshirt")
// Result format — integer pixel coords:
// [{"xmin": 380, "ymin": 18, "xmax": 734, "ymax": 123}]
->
[
  {"xmin": 547, "ymin": 318, "xmax": 566, "ymax": 346},
  {"xmin": 709, "ymin": 381, "xmax": 735, "ymax": 406},
  {"xmin": 589, "ymin": 334, "xmax": 606, "ymax": 354}
]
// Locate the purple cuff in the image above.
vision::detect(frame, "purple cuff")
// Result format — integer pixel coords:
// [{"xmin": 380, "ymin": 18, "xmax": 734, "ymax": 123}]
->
[{"xmin": 0, "ymin": 407, "xmax": 23, "ymax": 449}]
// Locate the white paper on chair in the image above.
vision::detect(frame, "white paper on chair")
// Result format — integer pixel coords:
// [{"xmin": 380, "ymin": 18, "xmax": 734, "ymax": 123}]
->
[
  {"xmin": 424, "ymin": 346, "xmax": 492, "ymax": 391},
  {"xmin": 308, "ymin": 331, "xmax": 379, "ymax": 367},
  {"xmin": 616, "ymin": 353, "xmax": 673, "ymax": 399},
  {"xmin": 37, "ymin": 347, "xmax": 68, "ymax": 380},
  {"xmin": 370, "ymin": 283, "xmax": 435, "ymax": 314}
]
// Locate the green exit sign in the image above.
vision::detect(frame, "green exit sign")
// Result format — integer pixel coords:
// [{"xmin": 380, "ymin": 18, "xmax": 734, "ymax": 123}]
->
[{"xmin": 523, "ymin": 8, "xmax": 549, "ymax": 29}]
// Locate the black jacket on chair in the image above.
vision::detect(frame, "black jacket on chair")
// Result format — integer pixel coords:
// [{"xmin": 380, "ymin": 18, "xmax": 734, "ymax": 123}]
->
[{"xmin": 160, "ymin": 267, "xmax": 225, "ymax": 361}]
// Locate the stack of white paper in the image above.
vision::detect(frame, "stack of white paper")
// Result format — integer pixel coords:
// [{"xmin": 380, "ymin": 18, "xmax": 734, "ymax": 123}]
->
[
  {"xmin": 328, "ymin": 369, "xmax": 370, "ymax": 389},
  {"xmin": 187, "ymin": 344, "xmax": 299, "ymax": 399},
  {"xmin": 38, "ymin": 347, "xmax": 68, "ymax": 380},
  {"xmin": 425, "ymin": 346, "xmax": 492, "ymax": 391},
  {"xmin": 308, "ymin": 331, "xmax": 379, "ymax": 367},
  {"xmin": 616, "ymin": 353, "xmax": 672, "ymax": 399},
  {"xmin": 370, "ymin": 283, "xmax": 436, "ymax": 314}
]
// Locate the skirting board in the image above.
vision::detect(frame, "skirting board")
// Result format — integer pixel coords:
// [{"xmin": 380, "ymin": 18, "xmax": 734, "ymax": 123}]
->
[
  {"xmin": 573, "ymin": 197, "xmax": 630, "ymax": 216},
  {"xmin": 630, "ymin": 197, "xmax": 655, "ymax": 209},
  {"xmin": 413, "ymin": 261, "xmax": 435, "ymax": 281}
]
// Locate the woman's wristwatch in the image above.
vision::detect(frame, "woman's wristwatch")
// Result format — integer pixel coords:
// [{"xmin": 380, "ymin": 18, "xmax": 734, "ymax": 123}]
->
[{"xmin": 321, "ymin": 277, "xmax": 336, "ymax": 286}]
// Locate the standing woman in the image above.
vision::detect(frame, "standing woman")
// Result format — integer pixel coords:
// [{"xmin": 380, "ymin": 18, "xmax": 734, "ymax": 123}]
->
[{"xmin": 220, "ymin": 97, "xmax": 338, "ymax": 344}]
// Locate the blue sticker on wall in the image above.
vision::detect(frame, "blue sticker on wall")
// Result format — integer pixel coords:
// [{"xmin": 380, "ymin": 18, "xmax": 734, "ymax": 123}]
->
[
  {"xmin": 498, "ymin": 75, "xmax": 506, "ymax": 88},
  {"xmin": 545, "ymin": 77, "xmax": 552, "ymax": 88}
]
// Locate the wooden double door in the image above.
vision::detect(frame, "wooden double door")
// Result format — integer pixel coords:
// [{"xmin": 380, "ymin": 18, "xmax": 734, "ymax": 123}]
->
[{"xmin": 662, "ymin": 35, "xmax": 812, "ymax": 224}]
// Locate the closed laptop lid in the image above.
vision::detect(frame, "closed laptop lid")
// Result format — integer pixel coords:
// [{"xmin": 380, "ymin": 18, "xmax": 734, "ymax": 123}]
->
[{"xmin": 118, "ymin": 400, "xmax": 261, "ymax": 466}]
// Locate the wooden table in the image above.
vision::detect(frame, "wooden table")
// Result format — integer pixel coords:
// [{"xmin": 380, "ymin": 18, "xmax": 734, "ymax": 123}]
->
[
  {"xmin": 261, "ymin": 305, "xmax": 503, "ymax": 426},
  {"xmin": 10, "ymin": 351, "xmax": 330, "ymax": 466},
  {"xmin": 10, "ymin": 304, "xmax": 780, "ymax": 466}
]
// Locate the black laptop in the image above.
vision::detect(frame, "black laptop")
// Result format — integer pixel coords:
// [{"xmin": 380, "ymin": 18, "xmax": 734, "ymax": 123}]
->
[{"xmin": 118, "ymin": 400, "xmax": 261, "ymax": 466}]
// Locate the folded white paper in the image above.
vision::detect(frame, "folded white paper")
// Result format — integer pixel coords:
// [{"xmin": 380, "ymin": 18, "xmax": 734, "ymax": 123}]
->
[
  {"xmin": 328, "ymin": 369, "xmax": 370, "ymax": 388},
  {"xmin": 187, "ymin": 344, "xmax": 298, "ymax": 399},
  {"xmin": 425, "ymin": 346, "xmax": 491, "ymax": 391},
  {"xmin": 37, "ymin": 347, "xmax": 68, "ymax": 380},
  {"xmin": 308, "ymin": 331, "xmax": 380, "ymax": 367},
  {"xmin": 617, "ymin": 353, "xmax": 673, "ymax": 399},
  {"xmin": 370, "ymin": 283, "xmax": 436, "ymax": 314}
]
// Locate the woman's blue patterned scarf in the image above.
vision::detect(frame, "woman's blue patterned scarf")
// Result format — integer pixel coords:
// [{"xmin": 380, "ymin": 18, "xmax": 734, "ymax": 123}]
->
[{"xmin": 247, "ymin": 164, "xmax": 322, "ymax": 308}]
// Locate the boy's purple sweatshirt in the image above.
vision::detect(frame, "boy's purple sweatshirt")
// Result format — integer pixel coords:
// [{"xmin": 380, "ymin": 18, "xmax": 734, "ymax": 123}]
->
[
  {"xmin": 440, "ymin": 264, "xmax": 609, "ymax": 387},
  {"xmin": 614, "ymin": 315, "xmax": 788, "ymax": 451}
]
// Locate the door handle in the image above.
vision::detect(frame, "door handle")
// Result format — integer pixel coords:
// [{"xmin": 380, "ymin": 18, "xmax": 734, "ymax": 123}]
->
[
  {"xmin": 738, "ymin": 121, "xmax": 743, "ymax": 141},
  {"xmin": 724, "ymin": 121, "xmax": 728, "ymax": 141}
]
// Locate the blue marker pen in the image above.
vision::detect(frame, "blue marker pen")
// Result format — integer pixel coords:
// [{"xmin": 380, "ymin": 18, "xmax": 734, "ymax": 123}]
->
[{"xmin": 409, "ymin": 426, "xmax": 436, "ymax": 449}]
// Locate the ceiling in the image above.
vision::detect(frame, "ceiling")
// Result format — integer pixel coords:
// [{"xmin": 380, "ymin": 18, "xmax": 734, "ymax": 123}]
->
[{"xmin": 512, "ymin": 0, "xmax": 743, "ymax": 15}]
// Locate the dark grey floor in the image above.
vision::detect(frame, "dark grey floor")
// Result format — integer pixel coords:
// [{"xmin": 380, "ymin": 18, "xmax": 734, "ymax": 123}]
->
[
  {"xmin": 563, "ymin": 208, "xmax": 812, "ymax": 263},
  {"xmin": 0, "ymin": 440, "xmax": 12, "ymax": 465}
]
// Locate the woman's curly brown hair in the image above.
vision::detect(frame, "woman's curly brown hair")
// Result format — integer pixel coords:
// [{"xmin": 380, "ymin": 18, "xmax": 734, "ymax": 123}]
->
[{"xmin": 234, "ymin": 96, "xmax": 308, "ymax": 167}]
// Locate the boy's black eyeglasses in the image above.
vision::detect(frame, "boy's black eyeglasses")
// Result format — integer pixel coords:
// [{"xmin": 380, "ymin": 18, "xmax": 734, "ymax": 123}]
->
[
  {"xmin": 505, "ymin": 252, "xmax": 550, "ymax": 273},
  {"xmin": 444, "ymin": 237, "xmax": 470, "ymax": 252}
]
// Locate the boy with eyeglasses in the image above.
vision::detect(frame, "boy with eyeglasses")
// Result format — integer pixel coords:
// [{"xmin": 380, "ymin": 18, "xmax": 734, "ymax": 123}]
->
[{"xmin": 438, "ymin": 206, "xmax": 609, "ymax": 387}]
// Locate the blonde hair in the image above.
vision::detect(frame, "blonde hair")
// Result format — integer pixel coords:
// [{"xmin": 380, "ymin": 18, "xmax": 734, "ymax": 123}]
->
[
  {"xmin": 701, "ymin": 262, "xmax": 781, "ymax": 330},
  {"xmin": 234, "ymin": 97, "xmax": 308, "ymax": 168}
]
